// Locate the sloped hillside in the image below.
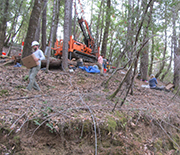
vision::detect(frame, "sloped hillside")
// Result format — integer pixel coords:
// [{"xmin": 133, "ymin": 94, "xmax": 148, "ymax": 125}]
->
[{"xmin": 0, "ymin": 64, "xmax": 180, "ymax": 155}]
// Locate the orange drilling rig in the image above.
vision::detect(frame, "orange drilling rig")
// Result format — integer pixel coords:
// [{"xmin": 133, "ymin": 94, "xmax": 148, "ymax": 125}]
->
[{"xmin": 52, "ymin": 1, "xmax": 99, "ymax": 63}]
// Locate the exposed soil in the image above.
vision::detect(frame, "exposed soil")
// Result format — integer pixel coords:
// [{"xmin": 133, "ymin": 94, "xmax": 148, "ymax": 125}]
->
[{"xmin": 0, "ymin": 56, "xmax": 180, "ymax": 155}]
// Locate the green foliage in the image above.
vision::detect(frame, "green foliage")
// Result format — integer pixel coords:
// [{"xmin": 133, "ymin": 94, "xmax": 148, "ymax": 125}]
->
[
  {"xmin": 77, "ymin": 77, "xmax": 86, "ymax": 84},
  {"xmin": 172, "ymin": 134, "xmax": 180, "ymax": 150},
  {"xmin": 32, "ymin": 103, "xmax": 56, "ymax": 133},
  {"xmin": 106, "ymin": 116, "xmax": 117, "ymax": 132},
  {"xmin": 46, "ymin": 123, "xmax": 54, "ymax": 132},
  {"xmin": 15, "ymin": 85, "xmax": 26, "ymax": 89},
  {"xmin": 33, "ymin": 120, "xmax": 41, "ymax": 126},
  {"xmin": 0, "ymin": 89, "xmax": 9, "ymax": 96},
  {"xmin": 115, "ymin": 111, "xmax": 127, "ymax": 128},
  {"xmin": 154, "ymin": 138, "xmax": 163, "ymax": 152},
  {"xmin": 102, "ymin": 88, "xmax": 109, "ymax": 92},
  {"xmin": 23, "ymin": 75, "xmax": 29, "ymax": 81},
  {"xmin": 13, "ymin": 135, "xmax": 20, "ymax": 144}
]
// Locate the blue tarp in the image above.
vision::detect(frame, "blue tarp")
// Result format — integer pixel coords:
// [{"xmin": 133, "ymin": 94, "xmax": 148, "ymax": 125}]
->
[
  {"xmin": 14, "ymin": 63, "xmax": 22, "ymax": 67},
  {"xmin": 79, "ymin": 66, "xmax": 100, "ymax": 73}
]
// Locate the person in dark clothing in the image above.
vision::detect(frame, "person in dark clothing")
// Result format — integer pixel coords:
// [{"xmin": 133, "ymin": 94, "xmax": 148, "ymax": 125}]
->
[{"xmin": 149, "ymin": 74, "xmax": 164, "ymax": 90}]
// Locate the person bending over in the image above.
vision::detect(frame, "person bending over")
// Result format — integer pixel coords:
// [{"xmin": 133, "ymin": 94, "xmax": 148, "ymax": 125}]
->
[{"xmin": 26, "ymin": 41, "xmax": 45, "ymax": 91}]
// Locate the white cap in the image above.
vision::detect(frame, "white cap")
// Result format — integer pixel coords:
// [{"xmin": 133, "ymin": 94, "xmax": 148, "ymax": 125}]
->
[
  {"xmin": 150, "ymin": 74, "xmax": 155, "ymax": 78},
  {"xmin": 31, "ymin": 41, "xmax": 39, "ymax": 47}
]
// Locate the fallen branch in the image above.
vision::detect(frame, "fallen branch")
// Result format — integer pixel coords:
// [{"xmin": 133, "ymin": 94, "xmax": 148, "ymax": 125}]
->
[
  {"xmin": 8, "ymin": 112, "xmax": 26, "ymax": 135},
  {"xmin": 156, "ymin": 120, "xmax": 180, "ymax": 150},
  {"xmin": 101, "ymin": 61, "xmax": 129, "ymax": 88},
  {"xmin": 0, "ymin": 94, "xmax": 43, "ymax": 103},
  {"xmin": 0, "ymin": 59, "xmax": 14, "ymax": 66}
]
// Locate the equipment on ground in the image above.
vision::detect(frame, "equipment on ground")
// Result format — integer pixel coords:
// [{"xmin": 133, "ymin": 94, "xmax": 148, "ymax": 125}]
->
[{"xmin": 52, "ymin": 1, "xmax": 99, "ymax": 63}]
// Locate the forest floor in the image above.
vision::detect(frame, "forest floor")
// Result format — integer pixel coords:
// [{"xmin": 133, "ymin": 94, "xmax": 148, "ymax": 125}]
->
[{"xmin": 0, "ymin": 54, "xmax": 180, "ymax": 154}]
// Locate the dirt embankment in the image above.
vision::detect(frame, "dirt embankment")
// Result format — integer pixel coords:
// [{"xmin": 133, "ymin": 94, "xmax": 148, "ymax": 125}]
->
[{"xmin": 0, "ymin": 64, "xmax": 180, "ymax": 155}]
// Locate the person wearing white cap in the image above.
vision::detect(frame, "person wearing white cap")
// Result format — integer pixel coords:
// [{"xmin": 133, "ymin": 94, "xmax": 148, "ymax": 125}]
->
[{"xmin": 26, "ymin": 41, "xmax": 45, "ymax": 91}]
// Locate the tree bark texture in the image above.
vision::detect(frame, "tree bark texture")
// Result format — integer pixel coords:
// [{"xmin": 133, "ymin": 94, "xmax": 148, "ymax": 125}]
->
[
  {"xmin": 46, "ymin": 0, "xmax": 56, "ymax": 72},
  {"xmin": 62, "ymin": 0, "xmax": 71, "ymax": 71},
  {"xmin": 172, "ymin": 6, "xmax": 179, "ymax": 89},
  {"xmin": 53, "ymin": 0, "xmax": 61, "ymax": 47},
  {"xmin": 101, "ymin": 0, "xmax": 111, "ymax": 57},
  {"xmin": 41, "ymin": 0, "xmax": 48, "ymax": 53},
  {"xmin": 155, "ymin": 3, "xmax": 168, "ymax": 79},
  {"xmin": 148, "ymin": 30, "xmax": 155, "ymax": 76},
  {"xmin": 69, "ymin": 0, "xmax": 73, "ymax": 38},
  {"xmin": 4, "ymin": 0, "xmax": 23, "ymax": 46},
  {"xmin": 0, "ymin": 0, "xmax": 9, "ymax": 55},
  {"xmin": 99, "ymin": 2, "xmax": 105, "ymax": 47},
  {"xmin": 139, "ymin": 0, "xmax": 154, "ymax": 81},
  {"xmin": 22, "ymin": 0, "xmax": 42, "ymax": 58}
]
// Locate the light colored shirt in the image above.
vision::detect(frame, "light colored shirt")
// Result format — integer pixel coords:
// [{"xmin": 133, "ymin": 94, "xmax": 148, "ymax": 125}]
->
[
  {"xmin": 98, "ymin": 56, "xmax": 103, "ymax": 64},
  {"xmin": 33, "ymin": 49, "xmax": 45, "ymax": 66}
]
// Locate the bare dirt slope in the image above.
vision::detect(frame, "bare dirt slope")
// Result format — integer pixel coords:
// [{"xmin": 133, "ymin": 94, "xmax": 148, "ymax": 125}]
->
[{"xmin": 0, "ymin": 63, "xmax": 180, "ymax": 155}]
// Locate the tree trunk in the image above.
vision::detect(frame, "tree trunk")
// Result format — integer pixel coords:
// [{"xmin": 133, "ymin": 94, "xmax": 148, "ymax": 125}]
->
[
  {"xmin": 53, "ymin": 0, "xmax": 61, "ymax": 47},
  {"xmin": 161, "ymin": 41, "xmax": 173, "ymax": 81},
  {"xmin": 172, "ymin": 6, "xmax": 179, "ymax": 89},
  {"xmin": 140, "ymin": 42, "xmax": 149, "ymax": 81},
  {"xmin": 22, "ymin": 0, "xmax": 42, "ymax": 58},
  {"xmin": 73, "ymin": 0, "xmax": 77, "ymax": 40},
  {"xmin": 109, "ymin": 40, "xmax": 118, "ymax": 62},
  {"xmin": 4, "ymin": 0, "xmax": 23, "ymax": 46},
  {"xmin": 41, "ymin": 0, "xmax": 48, "ymax": 53},
  {"xmin": 99, "ymin": 1, "xmax": 105, "ymax": 47},
  {"xmin": 96, "ymin": 0, "xmax": 105, "ymax": 47},
  {"xmin": 34, "ymin": 19, "xmax": 41, "ymax": 42},
  {"xmin": 46, "ymin": 0, "xmax": 56, "ymax": 72},
  {"xmin": 0, "ymin": 0, "xmax": 9, "ymax": 55},
  {"xmin": 62, "ymin": 0, "xmax": 71, "ymax": 71},
  {"xmin": 10, "ymin": 2, "xmax": 32, "ymax": 45},
  {"xmin": 90, "ymin": 0, "xmax": 94, "ymax": 27},
  {"xmin": 148, "ymin": 29, "xmax": 155, "ymax": 76},
  {"xmin": 125, "ymin": 0, "xmax": 133, "ymax": 85},
  {"xmin": 155, "ymin": 3, "xmax": 168, "ymax": 79},
  {"xmin": 101, "ymin": 0, "xmax": 111, "ymax": 57},
  {"xmin": 69, "ymin": 0, "xmax": 73, "ymax": 37},
  {"xmin": 155, "ymin": 37, "xmax": 167, "ymax": 79},
  {"xmin": 139, "ymin": 0, "xmax": 154, "ymax": 81}
]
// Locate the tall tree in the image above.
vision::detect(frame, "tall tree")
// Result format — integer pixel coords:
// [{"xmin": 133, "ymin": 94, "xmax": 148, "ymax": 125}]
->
[
  {"xmin": 90, "ymin": 0, "xmax": 94, "ymax": 27},
  {"xmin": 69, "ymin": 0, "xmax": 73, "ymax": 37},
  {"xmin": 95, "ymin": 0, "xmax": 104, "ymax": 47},
  {"xmin": 172, "ymin": 4, "xmax": 179, "ymax": 89},
  {"xmin": 22, "ymin": 0, "xmax": 43, "ymax": 58},
  {"xmin": 46, "ymin": 0, "xmax": 57, "ymax": 71},
  {"xmin": 155, "ymin": 1, "xmax": 168, "ymax": 79},
  {"xmin": 34, "ymin": 19, "xmax": 41, "ymax": 41},
  {"xmin": 62, "ymin": 0, "xmax": 71, "ymax": 71},
  {"xmin": 73, "ymin": 0, "xmax": 77, "ymax": 40},
  {"xmin": 53, "ymin": 0, "xmax": 61, "ymax": 47},
  {"xmin": 148, "ymin": 29, "xmax": 155, "ymax": 76},
  {"xmin": 101, "ymin": 0, "xmax": 111, "ymax": 57},
  {"xmin": 140, "ymin": 0, "xmax": 154, "ymax": 81},
  {"xmin": 4, "ymin": 0, "xmax": 23, "ymax": 46},
  {"xmin": 0, "ymin": 0, "xmax": 9, "ymax": 55},
  {"xmin": 161, "ymin": 37, "xmax": 173, "ymax": 81},
  {"xmin": 41, "ymin": 0, "xmax": 48, "ymax": 53}
]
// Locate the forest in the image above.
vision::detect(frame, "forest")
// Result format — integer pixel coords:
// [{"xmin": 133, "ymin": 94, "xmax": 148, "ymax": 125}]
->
[
  {"xmin": 0, "ymin": 0, "xmax": 180, "ymax": 88},
  {"xmin": 0, "ymin": 0, "xmax": 180, "ymax": 154}
]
